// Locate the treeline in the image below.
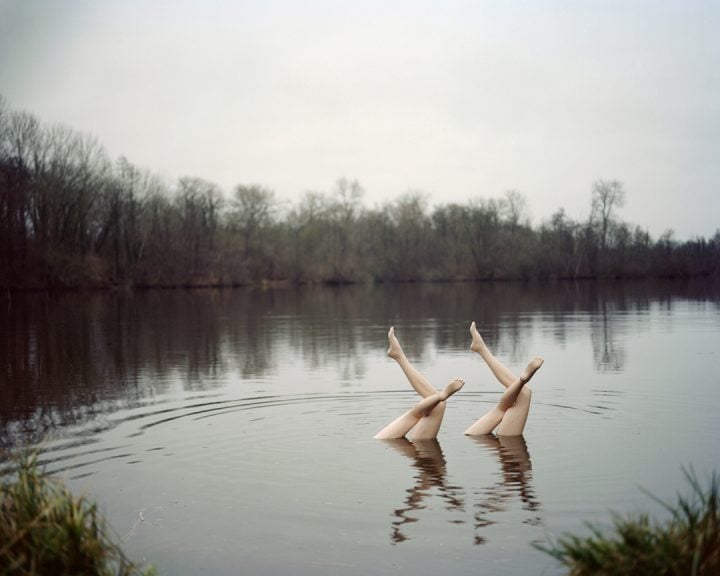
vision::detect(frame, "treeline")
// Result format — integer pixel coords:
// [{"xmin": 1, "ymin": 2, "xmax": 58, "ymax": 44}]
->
[{"xmin": 1, "ymin": 95, "xmax": 718, "ymax": 289}]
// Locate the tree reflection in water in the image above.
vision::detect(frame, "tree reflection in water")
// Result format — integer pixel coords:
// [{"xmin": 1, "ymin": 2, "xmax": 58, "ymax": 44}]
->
[{"xmin": 4, "ymin": 280, "xmax": 716, "ymax": 449}]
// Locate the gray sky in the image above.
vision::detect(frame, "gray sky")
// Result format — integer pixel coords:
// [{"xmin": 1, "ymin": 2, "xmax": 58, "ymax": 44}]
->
[{"xmin": 1, "ymin": 0, "xmax": 718, "ymax": 239}]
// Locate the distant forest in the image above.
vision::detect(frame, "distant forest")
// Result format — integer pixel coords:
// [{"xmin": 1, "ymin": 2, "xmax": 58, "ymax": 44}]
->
[{"xmin": 1, "ymin": 95, "xmax": 718, "ymax": 290}]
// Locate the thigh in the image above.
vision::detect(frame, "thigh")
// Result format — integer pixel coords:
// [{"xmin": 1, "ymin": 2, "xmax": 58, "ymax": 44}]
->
[
  {"xmin": 464, "ymin": 406, "xmax": 505, "ymax": 436},
  {"xmin": 410, "ymin": 402, "xmax": 446, "ymax": 440},
  {"xmin": 497, "ymin": 390, "xmax": 531, "ymax": 436},
  {"xmin": 374, "ymin": 410, "xmax": 420, "ymax": 439}
]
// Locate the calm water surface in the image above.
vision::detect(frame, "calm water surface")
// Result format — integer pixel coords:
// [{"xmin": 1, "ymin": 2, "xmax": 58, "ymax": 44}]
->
[{"xmin": 2, "ymin": 281, "xmax": 720, "ymax": 575}]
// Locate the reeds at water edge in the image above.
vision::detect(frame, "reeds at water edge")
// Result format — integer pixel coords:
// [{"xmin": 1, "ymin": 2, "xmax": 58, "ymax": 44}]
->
[
  {"xmin": 1, "ymin": 452, "xmax": 153, "ymax": 576},
  {"xmin": 537, "ymin": 468, "xmax": 720, "ymax": 576}
]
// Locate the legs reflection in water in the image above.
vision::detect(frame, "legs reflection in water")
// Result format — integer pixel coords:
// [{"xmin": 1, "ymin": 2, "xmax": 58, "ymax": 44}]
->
[
  {"xmin": 470, "ymin": 435, "xmax": 543, "ymax": 545},
  {"xmin": 381, "ymin": 438, "xmax": 464, "ymax": 544},
  {"xmin": 381, "ymin": 436, "xmax": 543, "ymax": 545}
]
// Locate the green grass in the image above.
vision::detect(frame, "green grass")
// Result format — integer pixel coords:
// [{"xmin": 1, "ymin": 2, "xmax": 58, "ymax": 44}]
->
[
  {"xmin": 1, "ymin": 452, "xmax": 153, "ymax": 576},
  {"xmin": 537, "ymin": 469, "xmax": 720, "ymax": 576}
]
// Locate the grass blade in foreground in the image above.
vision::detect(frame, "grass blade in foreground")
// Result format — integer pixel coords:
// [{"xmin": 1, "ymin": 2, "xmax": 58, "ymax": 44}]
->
[
  {"xmin": 1, "ymin": 452, "xmax": 154, "ymax": 576},
  {"xmin": 536, "ymin": 469, "xmax": 719, "ymax": 576}
]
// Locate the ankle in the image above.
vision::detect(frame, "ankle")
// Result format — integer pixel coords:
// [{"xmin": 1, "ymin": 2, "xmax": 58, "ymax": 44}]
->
[{"xmin": 519, "ymin": 357, "xmax": 544, "ymax": 383}]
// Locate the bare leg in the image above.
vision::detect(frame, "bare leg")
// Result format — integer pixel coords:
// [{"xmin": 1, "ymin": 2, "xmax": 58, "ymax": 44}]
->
[
  {"xmin": 470, "ymin": 321, "xmax": 533, "ymax": 433},
  {"xmin": 375, "ymin": 379, "xmax": 464, "ymax": 440},
  {"xmin": 411, "ymin": 400, "xmax": 446, "ymax": 440},
  {"xmin": 387, "ymin": 327, "xmax": 437, "ymax": 397},
  {"xmin": 496, "ymin": 391, "xmax": 532, "ymax": 436},
  {"xmin": 470, "ymin": 321, "xmax": 516, "ymax": 388},
  {"xmin": 387, "ymin": 326, "xmax": 446, "ymax": 438},
  {"xmin": 464, "ymin": 358, "xmax": 543, "ymax": 436}
]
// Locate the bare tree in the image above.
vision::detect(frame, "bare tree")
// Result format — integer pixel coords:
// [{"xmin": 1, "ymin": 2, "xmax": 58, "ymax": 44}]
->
[
  {"xmin": 0, "ymin": 94, "xmax": 8, "ymax": 157},
  {"xmin": 326, "ymin": 178, "xmax": 365, "ymax": 281},
  {"xmin": 501, "ymin": 189, "xmax": 528, "ymax": 229},
  {"xmin": 231, "ymin": 184, "xmax": 275, "ymax": 252},
  {"xmin": 386, "ymin": 191, "xmax": 431, "ymax": 280},
  {"xmin": 286, "ymin": 191, "xmax": 331, "ymax": 281},
  {"xmin": 0, "ymin": 99, "xmax": 33, "ymax": 283},
  {"xmin": 229, "ymin": 184, "xmax": 276, "ymax": 280},
  {"xmin": 332, "ymin": 177, "xmax": 364, "ymax": 222},
  {"xmin": 176, "ymin": 176, "xmax": 224, "ymax": 273},
  {"xmin": 591, "ymin": 179, "xmax": 626, "ymax": 255}
]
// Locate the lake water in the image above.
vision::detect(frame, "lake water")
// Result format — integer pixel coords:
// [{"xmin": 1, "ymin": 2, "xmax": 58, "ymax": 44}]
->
[{"xmin": 2, "ymin": 280, "xmax": 720, "ymax": 575}]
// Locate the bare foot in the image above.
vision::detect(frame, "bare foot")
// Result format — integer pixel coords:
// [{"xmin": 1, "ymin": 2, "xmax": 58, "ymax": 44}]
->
[
  {"xmin": 439, "ymin": 378, "xmax": 465, "ymax": 400},
  {"xmin": 519, "ymin": 357, "xmax": 544, "ymax": 383},
  {"xmin": 387, "ymin": 326, "xmax": 404, "ymax": 360},
  {"xmin": 470, "ymin": 321, "xmax": 488, "ymax": 354}
]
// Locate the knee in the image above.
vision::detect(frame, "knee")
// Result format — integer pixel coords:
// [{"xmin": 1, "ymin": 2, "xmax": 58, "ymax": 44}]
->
[
  {"xmin": 432, "ymin": 401, "xmax": 447, "ymax": 415},
  {"xmin": 419, "ymin": 400, "xmax": 446, "ymax": 418}
]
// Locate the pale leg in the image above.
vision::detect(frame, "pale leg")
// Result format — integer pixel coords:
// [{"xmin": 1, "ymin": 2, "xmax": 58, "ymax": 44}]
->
[
  {"xmin": 465, "ymin": 358, "xmax": 543, "ymax": 436},
  {"xmin": 410, "ymin": 401, "xmax": 446, "ymax": 440},
  {"xmin": 387, "ymin": 326, "xmax": 446, "ymax": 438},
  {"xmin": 387, "ymin": 327, "xmax": 436, "ymax": 397},
  {"xmin": 375, "ymin": 379, "xmax": 464, "ymax": 439},
  {"xmin": 470, "ymin": 321, "xmax": 533, "ymax": 434},
  {"xmin": 470, "ymin": 322, "xmax": 516, "ymax": 388},
  {"xmin": 496, "ymin": 391, "xmax": 531, "ymax": 436}
]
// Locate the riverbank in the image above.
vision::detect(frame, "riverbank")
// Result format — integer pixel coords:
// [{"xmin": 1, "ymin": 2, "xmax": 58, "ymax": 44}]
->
[{"xmin": 1, "ymin": 453, "xmax": 153, "ymax": 575}]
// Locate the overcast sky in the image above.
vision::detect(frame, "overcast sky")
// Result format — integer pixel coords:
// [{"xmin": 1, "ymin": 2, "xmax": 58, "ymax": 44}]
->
[{"xmin": 1, "ymin": 0, "xmax": 718, "ymax": 239}]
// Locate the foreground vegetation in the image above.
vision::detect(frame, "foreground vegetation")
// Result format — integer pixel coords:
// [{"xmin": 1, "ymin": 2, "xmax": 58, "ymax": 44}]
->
[
  {"xmin": 1, "ymin": 453, "xmax": 152, "ymax": 576},
  {"xmin": 539, "ymin": 469, "xmax": 720, "ymax": 576},
  {"xmin": 2, "ymin": 94, "xmax": 718, "ymax": 289}
]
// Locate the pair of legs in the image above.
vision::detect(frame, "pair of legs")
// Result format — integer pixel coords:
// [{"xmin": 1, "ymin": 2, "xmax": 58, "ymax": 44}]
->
[
  {"xmin": 374, "ymin": 327, "xmax": 464, "ymax": 440},
  {"xmin": 374, "ymin": 323, "xmax": 543, "ymax": 439},
  {"xmin": 464, "ymin": 322, "xmax": 544, "ymax": 436}
]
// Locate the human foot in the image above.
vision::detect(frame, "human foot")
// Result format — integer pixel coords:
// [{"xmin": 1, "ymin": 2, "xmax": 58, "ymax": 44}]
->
[
  {"xmin": 470, "ymin": 321, "xmax": 488, "ymax": 354},
  {"xmin": 387, "ymin": 326, "xmax": 404, "ymax": 360},
  {"xmin": 519, "ymin": 357, "xmax": 544, "ymax": 383},
  {"xmin": 439, "ymin": 378, "xmax": 465, "ymax": 400}
]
